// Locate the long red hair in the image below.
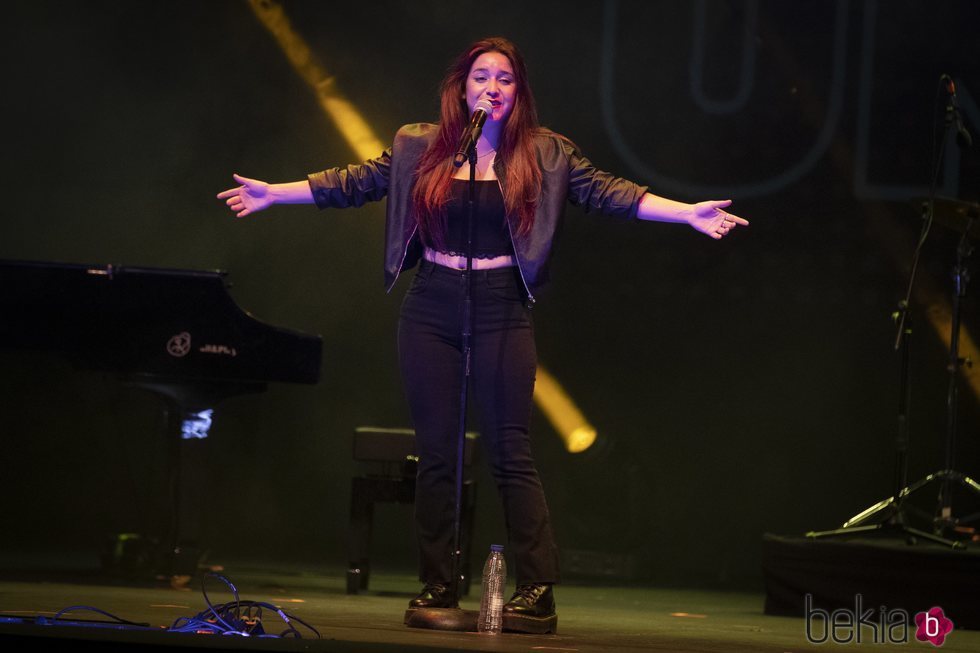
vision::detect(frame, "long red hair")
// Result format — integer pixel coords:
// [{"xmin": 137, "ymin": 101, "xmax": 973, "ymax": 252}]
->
[{"xmin": 412, "ymin": 37, "xmax": 542, "ymax": 249}]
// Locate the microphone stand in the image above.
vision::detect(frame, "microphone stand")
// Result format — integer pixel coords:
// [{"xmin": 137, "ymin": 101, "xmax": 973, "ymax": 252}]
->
[
  {"xmin": 449, "ymin": 145, "xmax": 478, "ymax": 608},
  {"xmin": 404, "ymin": 139, "xmax": 481, "ymax": 632},
  {"xmin": 806, "ymin": 221, "xmax": 959, "ymax": 547},
  {"xmin": 936, "ymin": 221, "xmax": 980, "ymax": 534}
]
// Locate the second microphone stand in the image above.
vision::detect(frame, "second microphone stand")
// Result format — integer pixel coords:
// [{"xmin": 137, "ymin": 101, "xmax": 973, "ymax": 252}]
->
[{"xmin": 807, "ymin": 75, "xmax": 980, "ymax": 546}]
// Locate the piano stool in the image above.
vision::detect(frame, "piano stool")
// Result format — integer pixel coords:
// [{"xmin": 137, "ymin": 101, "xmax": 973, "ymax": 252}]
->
[{"xmin": 346, "ymin": 426, "xmax": 480, "ymax": 596}]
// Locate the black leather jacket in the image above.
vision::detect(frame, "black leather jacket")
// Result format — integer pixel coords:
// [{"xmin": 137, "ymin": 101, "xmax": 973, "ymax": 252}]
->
[{"xmin": 307, "ymin": 123, "xmax": 647, "ymax": 305}]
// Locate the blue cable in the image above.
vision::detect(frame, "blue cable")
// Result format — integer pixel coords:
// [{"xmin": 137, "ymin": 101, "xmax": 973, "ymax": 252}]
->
[
  {"xmin": 52, "ymin": 605, "xmax": 141, "ymax": 624},
  {"xmin": 40, "ymin": 572, "xmax": 320, "ymax": 639},
  {"xmin": 165, "ymin": 572, "xmax": 320, "ymax": 639}
]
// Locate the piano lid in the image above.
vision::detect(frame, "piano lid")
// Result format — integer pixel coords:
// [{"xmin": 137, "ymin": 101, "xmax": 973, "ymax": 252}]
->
[{"xmin": 0, "ymin": 259, "xmax": 322, "ymax": 385}]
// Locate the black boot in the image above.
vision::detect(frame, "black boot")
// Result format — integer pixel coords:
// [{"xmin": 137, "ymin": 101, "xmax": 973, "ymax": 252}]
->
[
  {"xmin": 407, "ymin": 582, "xmax": 456, "ymax": 609},
  {"xmin": 503, "ymin": 583, "xmax": 557, "ymax": 634}
]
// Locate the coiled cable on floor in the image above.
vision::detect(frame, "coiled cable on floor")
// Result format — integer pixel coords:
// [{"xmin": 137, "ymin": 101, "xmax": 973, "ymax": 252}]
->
[{"xmin": 167, "ymin": 572, "xmax": 320, "ymax": 639}]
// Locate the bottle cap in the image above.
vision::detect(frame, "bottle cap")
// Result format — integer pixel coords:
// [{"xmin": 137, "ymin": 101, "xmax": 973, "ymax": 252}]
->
[{"xmin": 490, "ymin": 544, "xmax": 504, "ymax": 552}]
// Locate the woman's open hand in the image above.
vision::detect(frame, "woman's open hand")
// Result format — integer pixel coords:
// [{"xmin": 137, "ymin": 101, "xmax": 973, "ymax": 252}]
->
[
  {"xmin": 216, "ymin": 173, "xmax": 272, "ymax": 218},
  {"xmin": 688, "ymin": 200, "xmax": 749, "ymax": 240}
]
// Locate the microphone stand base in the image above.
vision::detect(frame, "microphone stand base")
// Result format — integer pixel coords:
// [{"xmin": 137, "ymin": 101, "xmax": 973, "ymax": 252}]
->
[{"xmin": 404, "ymin": 607, "xmax": 478, "ymax": 632}]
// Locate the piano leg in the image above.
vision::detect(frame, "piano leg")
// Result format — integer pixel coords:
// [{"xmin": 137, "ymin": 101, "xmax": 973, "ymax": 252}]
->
[
  {"xmin": 124, "ymin": 378, "xmax": 265, "ymax": 582},
  {"xmin": 174, "ymin": 429, "xmax": 208, "ymax": 575}
]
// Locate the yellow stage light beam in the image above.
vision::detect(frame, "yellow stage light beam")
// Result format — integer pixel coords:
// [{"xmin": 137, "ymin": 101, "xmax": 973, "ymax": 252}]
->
[
  {"xmin": 249, "ymin": 1, "xmax": 598, "ymax": 453},
  {"xmin": 534, "ymin": 365, "xmax": 597, "ymax": 453},
  {"xmin": 248, "ymin": 0, "xmax": 385, "ymax": 161}
]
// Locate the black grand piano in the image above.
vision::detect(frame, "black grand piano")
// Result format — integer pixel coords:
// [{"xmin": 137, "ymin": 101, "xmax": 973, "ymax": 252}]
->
[{"xmin": 0, "ymin": 259, "xmax": 322, "ymax": 576}]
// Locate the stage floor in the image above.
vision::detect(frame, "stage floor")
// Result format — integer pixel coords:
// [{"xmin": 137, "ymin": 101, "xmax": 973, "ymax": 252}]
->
[{"xmin": 1, "ymin": 555, "xmax": 977, "ymax": 652}]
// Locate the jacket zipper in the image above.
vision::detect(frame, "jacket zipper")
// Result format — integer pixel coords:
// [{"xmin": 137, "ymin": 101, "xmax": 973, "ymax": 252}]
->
[
  {"xmin": 387, "ymin": 223, "xmax": 419, "ymax": 294},
  {"xmin": 497, "ymin": 177, "xmax": 536, "ymax": 308}
]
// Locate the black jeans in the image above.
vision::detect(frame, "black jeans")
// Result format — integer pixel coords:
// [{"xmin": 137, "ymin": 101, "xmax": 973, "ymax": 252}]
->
[{"xmin": 398, "ymin": 259, "xmax": 560, "ymax": 585}]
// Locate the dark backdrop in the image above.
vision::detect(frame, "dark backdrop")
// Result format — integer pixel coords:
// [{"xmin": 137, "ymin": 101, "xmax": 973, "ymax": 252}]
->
[{"xmin": 2, "ymin": 0, "xmax": 979, "ymax": 588}]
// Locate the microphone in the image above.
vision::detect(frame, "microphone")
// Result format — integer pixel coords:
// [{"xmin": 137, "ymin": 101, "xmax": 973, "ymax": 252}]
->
[
  {"xmin": 942, "ymin": 74, "xmax": 973, "ymax": 148},
  {"xmin": 453, "ymin": 99, "xmax": 494, "ymax": 168}
]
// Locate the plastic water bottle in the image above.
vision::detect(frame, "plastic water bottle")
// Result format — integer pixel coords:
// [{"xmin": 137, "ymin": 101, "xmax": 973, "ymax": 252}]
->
[{"xmin": 477, "ymin": 544, "xmax": 506, "ymax": 634}]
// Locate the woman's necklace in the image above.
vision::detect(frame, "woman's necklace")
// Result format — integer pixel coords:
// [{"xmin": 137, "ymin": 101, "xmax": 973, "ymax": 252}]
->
[
  {"xmin": 471, "ymin": 149, "xmax": 496, "ymax": 176},
  {"xmin": 453, "ymin": 147, "xmax": 496, "ymax": 179}
]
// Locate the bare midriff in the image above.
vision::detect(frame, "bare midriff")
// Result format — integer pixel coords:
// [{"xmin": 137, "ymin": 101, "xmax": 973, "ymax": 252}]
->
[{"xmin": 423, "ymin": 247, "xmax": 516, "ymax": 270}]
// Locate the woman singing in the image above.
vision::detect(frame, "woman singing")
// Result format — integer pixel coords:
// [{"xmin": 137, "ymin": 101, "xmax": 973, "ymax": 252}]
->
[{"xmin": 218, "ymin": 36, "xmax": 746, "ymax": 634}]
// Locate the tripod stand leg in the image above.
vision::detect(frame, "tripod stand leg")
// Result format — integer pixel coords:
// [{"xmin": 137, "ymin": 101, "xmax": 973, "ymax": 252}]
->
[
  {"xmin": 806, "ymin": 522, "xmax": 964, "ymax": 548},
  {"xmin": 806, "ymin": 524, "xmax": 885, "ymax": 539},
  {"xmin": 904, "ymin": 526, "xmax": 966, "ymax": 548},
  {"xmin": 840, "ymin": 497, "xmax": 896, "ymax": 529}
]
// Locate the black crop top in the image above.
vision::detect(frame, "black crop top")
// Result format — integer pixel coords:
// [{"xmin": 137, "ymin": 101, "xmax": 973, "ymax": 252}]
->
[{"xmin": 435, "ymin": 179, "xmax": 513, "ymax": 259}]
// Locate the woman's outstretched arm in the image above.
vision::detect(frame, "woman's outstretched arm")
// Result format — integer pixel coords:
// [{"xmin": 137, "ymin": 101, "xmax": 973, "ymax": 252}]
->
[
  {"xmin": 637, "ymin": 194, "xmax": 748, "ymax": 239},
  {"xmin": 216, "ymin": 173, "xmax": 314, "ymax": 218}
]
